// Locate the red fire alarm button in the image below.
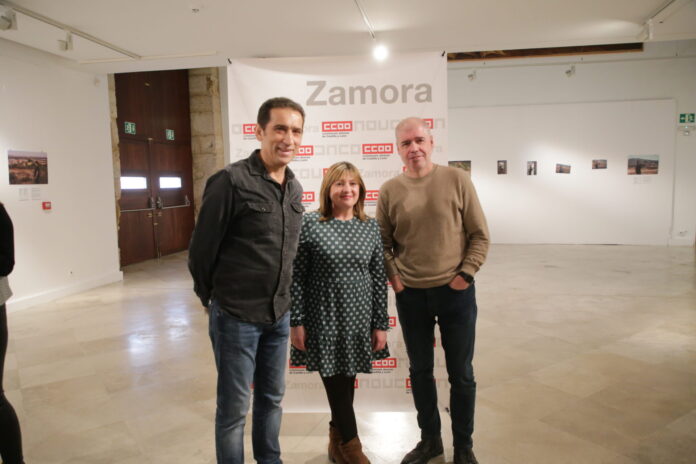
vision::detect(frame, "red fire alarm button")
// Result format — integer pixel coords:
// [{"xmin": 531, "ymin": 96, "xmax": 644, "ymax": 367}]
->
[{"xmin": 42, "ymin": 201, "xmax": 52, "ymax": 210}]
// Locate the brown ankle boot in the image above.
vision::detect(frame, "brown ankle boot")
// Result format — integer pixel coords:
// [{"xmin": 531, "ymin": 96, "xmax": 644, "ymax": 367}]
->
[
  {"xmin": 339, "ymin": 436, "xmax": 370, "ymax": 464},
  {"xmin": 329, "ymin": 424, "xmax": 347, "ymax": 463}
]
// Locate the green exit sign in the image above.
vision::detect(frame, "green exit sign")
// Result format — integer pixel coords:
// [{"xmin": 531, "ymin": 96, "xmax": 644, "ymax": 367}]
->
[
  {"xmin": 124, "ymin": 121, "xmax": 136, "ymax": 134},
  {"xmin": 165, "ymin": 129, "xmax": 175, "ymax": 140},
  {"xmin": 679, "ymin": 113, "xmax": 695, "ymax": 124}
]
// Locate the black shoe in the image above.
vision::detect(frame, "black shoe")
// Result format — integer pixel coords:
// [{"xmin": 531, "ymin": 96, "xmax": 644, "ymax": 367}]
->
[
  {"xmin": 401, "ymin": 437, "xmax": 444, "ymax": 464},
  {"xmin": 453, "ymin": 447, "xmax": 478, "ymax": 464}
]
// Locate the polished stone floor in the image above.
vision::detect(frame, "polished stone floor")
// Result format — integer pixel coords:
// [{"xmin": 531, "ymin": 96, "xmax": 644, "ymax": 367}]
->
[{"xmin": 4, "ymin": 245, "xmax": 696, "ymax": 463}]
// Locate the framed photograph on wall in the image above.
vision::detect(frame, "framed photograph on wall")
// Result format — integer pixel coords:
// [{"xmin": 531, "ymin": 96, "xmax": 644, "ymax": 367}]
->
[
  {"xmin": 555, "ymin": 163, "xmax": 571, "ymax": 174},
  {"xmin": 497, "ymin": 160, "xmax": 507, "ymax": 175},
  {"xmin": 592, "ymin": 159, "xmax": 607, "ymax": 169},
  {"xmin": 449, "ymin": 160, "xmax": 471, "ymax": 172},
  {"xmin": 527, "ymin": 161, "xmax": 537, "ymax": 176},
  {"xmin": 8, "ymin": 150, "xmax": 48, "ymax": 185},
  {"xmin": 628, "ymin": 155, "xmax": 659, "ymax": 175}
]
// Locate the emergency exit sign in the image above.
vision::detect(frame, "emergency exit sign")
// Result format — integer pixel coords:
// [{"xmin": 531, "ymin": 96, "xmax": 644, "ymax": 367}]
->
[
  {"xmin": 124, "ymin": 121, "xmax": 136, "ymax": 134},
  {"xmin": 165, "ymin": 129, "xmax": 175, "ymax": 140},
  {"xmin": 679, "ymin": 113, "xmax": 695, "ymax": 124}
]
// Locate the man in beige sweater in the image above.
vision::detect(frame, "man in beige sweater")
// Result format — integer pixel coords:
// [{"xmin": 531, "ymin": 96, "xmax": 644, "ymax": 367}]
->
[{"xmin": 376, "ymin": 117, "xmax": 489, "ymax": 464}]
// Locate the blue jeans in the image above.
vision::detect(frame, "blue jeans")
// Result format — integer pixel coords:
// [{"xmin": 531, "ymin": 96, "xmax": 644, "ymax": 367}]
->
[
  {"xmin": 209, "ymin": 301, "xmax": 290, "ymax": 464},
  {"xmin": 396, "ymin": 284, "xmax": 477, "ymax": 449}
]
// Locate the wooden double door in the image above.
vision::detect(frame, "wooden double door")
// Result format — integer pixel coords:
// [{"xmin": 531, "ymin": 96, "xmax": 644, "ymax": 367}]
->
[{"xmin": 115, "ymin": 70, "xmax": 195, "ymax": 266}]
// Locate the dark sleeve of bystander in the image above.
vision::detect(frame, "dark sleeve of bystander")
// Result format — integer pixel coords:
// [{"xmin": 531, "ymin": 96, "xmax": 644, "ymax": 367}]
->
[{"xmin": 0, "ymin": 203, "xmax": 15, "ymax": 277}]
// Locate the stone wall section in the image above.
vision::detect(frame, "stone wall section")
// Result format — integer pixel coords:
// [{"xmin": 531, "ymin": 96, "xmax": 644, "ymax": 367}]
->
[
  {"xmin": 189, "ymin": 68, "xmax": 225, "ymax": 219},
  {"xmin": 107, "ymin": 74, "xmax": 121, "ymax": 229}
]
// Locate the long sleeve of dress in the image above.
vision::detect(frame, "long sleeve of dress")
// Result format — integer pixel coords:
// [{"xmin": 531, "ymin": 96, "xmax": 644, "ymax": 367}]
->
[
  {"xmin": 290, "ymin": 214, "xmax": 311, "ymax": 327},
  {"xmin": 368, "ymin": 219, "xmax": 389, "ymax": 331}
]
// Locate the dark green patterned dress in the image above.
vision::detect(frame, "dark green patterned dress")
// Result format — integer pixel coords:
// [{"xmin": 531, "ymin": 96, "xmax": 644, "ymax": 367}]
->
[{"xmin": 290, "ymin": 211, "xmax": 389, "ymax": 376}]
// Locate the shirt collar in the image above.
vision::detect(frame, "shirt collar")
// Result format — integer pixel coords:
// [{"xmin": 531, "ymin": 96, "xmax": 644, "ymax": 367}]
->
[{"xmin": 248, "ymin": 149, "xmax": 296, "ymax": 181}]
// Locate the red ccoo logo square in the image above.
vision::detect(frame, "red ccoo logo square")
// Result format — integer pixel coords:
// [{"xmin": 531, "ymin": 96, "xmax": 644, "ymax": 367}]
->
[
  {"xmin": 406, "ymin": 378, "xmax": 412, "ymax": 389},
  {"xmin": 424, "ymin": 118, "xmax": 434, "ymax": 129},
  {"xmin": 243, "ymin": 124, "xmax": 257, "ymax": 135},
  {"xmin": 302, "ymin": 192, "xmax": 316, "ymax": 203},
  {"xmin": 388, "ymin": 316, "xmax": 397, "ymax": 328},
  {"xmin": 365, "ymin": 190, "xmax": 379, "ymax": 202},
  {"xmin": 372, "ymin": 358, "xmax": 397, "ymax": 369},
  {"xmin": 322, "ymin": 121, "xmax": 353, "ymax": 132},
  {"xmin": 297, "ymin": 145, "xmax": 314, "ymax": 156},
  {"xmin": 362, "ymin": 143, "xmax": 393, "ymax": 154}
]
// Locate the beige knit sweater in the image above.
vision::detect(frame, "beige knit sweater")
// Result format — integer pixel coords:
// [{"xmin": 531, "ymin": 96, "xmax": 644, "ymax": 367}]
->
[{"xmin": 376, "ymin": 164, "xmax": 490, "ymax": 288}]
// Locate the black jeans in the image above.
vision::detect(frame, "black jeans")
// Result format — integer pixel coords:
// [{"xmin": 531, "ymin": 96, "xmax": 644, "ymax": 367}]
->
[
  {"xmin": 0, "ymin": 303, "xmax": 24, "ymax": 464},
  {"xmin": 396, "ymin": 284, "xmax": 477, "ymax": 449},
  {"xmin": 321, "ymin": 375, "xmax": 358, "ymax": 443}
]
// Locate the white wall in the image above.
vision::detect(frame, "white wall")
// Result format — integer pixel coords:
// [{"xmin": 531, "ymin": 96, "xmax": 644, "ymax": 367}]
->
[
  {"xmin": 448, "ymin": 40, "xmax": 696, "ymax": 246},
  {"xmin": 0, "ymin": 39, "xmax": 122, "ymax": 310}
]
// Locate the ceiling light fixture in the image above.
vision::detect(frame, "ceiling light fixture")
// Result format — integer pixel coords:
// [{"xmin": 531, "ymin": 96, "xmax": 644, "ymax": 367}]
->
[
  {"xmin": 373, "ymin": 43, "xmax": 388, "ymax": 61},
  {"xmin": 639, "ymin": 0, "xmax": 692, "ymax": 41},
  {"xmin": 0, "ymin": 8, "xmax": 16, "ymax": 30},
  {"xmin": 58, "ymin": 31, "xmax": 73, "ymax": 51},
  {"xmin": 0, "ymin": 0, "xmax": 140, "ymax": 59},
  {"xmin": 352, "ymin": 0, "xmax": 388, "ymax": 61}
]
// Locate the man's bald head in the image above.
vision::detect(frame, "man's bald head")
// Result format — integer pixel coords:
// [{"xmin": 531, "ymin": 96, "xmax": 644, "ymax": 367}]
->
[{"xmin": 395, "ymin": 117, "xmax": 431, "ymax": 138}]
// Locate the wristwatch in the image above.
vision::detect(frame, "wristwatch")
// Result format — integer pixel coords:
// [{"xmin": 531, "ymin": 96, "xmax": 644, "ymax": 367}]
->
[{"xmin": 458, "ymin": 271, "xmax": 474, "ymax": 284}]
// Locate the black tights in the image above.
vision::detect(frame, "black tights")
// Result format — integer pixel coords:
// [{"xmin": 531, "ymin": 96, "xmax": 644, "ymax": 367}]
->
[
  {"xmin": 0, "ymin": 304, "xmax": 24, "ymax": 464},
  {"xmin": 321, "ymin": 375, "xmax": 357, "ymax": 443}
]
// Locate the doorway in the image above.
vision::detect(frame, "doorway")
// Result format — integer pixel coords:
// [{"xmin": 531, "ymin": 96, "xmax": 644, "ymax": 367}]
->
[{"xmin": 115, "ymin": 70, "xmax": 195, "ymax": 266}]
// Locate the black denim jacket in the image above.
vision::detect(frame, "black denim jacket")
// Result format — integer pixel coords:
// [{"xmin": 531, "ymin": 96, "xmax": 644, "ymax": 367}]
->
[{"xmin": 188, "ymin": 150, "xmax": 304, "ymax": 323}]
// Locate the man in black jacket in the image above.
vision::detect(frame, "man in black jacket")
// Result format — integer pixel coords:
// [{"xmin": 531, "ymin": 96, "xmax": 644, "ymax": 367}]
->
[{"xmin": 189, "ymin": 97, "xmax": 305, "ymax": 464}]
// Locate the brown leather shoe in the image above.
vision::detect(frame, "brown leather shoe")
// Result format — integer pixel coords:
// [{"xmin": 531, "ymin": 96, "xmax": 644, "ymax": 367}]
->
[
  {"xmin": 329, "ymin": 424, "xmax": 347, "ymax": 463},
  {"xmin": 339, "ymin": 436, "xmax": 370, "ymax": 464},
  {"xmin": 400, "ymin": 437, "xmax": 443, "ymax": 464}
]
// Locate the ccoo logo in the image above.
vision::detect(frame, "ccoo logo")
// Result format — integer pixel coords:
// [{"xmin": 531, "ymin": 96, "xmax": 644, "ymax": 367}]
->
[
  {"xmin": 243, "ymin": 124, "xmax": 257, "ymax": 135},
  {"xmin": 365, "ymin": 190, "xmax": 379, "ymax": 202},
  {"xmin": 322, "ymin": 121, "xmax": 353, "ymax": 132},
  {"xmin": 297, "ymin": 145, "xmax": 314, "ymax": 156},
  {"xmin": 302, "ymin": 192, "xmax": 316, "ymax": 203},
  {"xmin": 372, "ymin": 358, "xmax": 397, "ymax": 369},
  {"xmin": 388, "ymin": 316, "xmax": 397, "ymax": 328},
  {"xmin": 362, "ymin": 143, "xmax": 393, "ymax": 154}
]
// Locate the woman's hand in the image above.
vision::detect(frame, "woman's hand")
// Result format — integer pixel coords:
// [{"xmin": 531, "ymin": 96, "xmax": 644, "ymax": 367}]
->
[
  {"xmin": 291, "ymin": 326, "xmax": 307, "ymax": 351},
  {"xmin": 371, "ymin": 329, "xmax": 387, "ymax": 352}
]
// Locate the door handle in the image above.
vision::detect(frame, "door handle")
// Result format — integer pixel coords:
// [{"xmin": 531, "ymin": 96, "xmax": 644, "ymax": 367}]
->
[
  {"xmin": 160, "ymin": 195, "xmax": 192, "ymax": 210},
  {"xmin": 156, "ymin": 196, "xmax": 163, "ymax": 209}
]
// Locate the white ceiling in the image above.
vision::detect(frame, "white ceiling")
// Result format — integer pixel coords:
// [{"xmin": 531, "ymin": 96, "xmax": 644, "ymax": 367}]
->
[{"xmin": 1, "ymin": 0, "xmax": 695, "ymax": 73}]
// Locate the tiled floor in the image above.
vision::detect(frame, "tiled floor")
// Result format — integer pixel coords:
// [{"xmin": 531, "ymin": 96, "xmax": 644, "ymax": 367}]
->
[{"xmin": 4, "ymin": 245, "xmax": 696, "ymax": 463}]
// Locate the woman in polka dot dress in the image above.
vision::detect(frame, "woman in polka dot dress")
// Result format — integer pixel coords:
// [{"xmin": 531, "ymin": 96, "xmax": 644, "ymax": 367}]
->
[{"xmin": 290, "ymin": 162, "xmax": 389, "ymax": 464}]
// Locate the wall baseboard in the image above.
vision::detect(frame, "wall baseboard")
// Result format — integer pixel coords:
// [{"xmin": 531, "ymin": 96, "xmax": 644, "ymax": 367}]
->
[
  {"xmin": 6, "ymin": 271, "xmax": 124, "ymax": 312},
  {"xmin": 668, "ymin": 237, "xmax": 695, "ymax": 247}
]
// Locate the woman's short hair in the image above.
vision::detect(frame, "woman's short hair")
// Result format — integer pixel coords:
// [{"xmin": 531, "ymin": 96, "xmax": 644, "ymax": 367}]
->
[{"xmin": 319, "ymin": 162, "xmax": 368, "ymax": 222}]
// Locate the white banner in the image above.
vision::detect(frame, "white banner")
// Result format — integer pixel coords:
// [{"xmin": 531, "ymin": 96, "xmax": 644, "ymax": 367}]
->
[{"xmin": 227, "ymin": 52, "xmax": 448, "ymax": 412}]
